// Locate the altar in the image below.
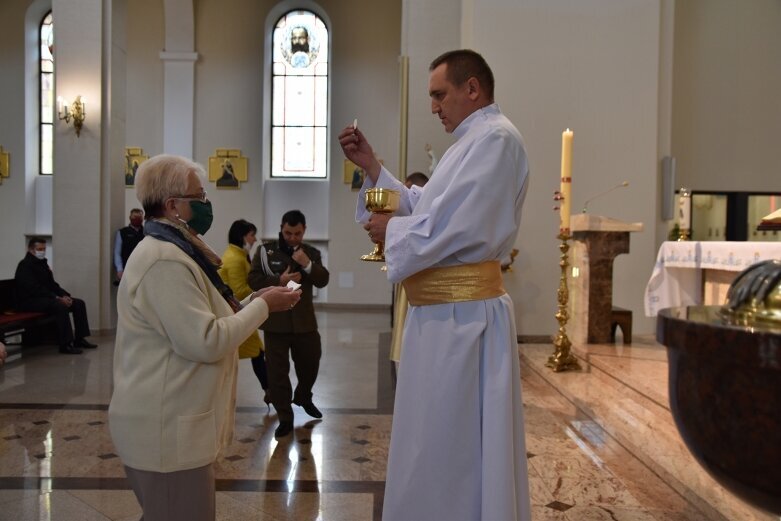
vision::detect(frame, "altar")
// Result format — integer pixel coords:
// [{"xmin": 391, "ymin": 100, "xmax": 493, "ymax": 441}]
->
[{"xmin": 644, "ymin": 241, "xmax": 781, "ymax": 316}]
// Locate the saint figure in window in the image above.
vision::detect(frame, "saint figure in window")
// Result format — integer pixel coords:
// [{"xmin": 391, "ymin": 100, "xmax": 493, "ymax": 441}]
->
[{"xmin": 282, "ymin": 23, "xmax": 318, "ymax": 68}]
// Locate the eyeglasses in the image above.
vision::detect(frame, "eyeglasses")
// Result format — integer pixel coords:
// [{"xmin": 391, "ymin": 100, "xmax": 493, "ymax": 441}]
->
[{"xmin": 173, "ymin": 190, "xmax": 208, "ymax": 202}]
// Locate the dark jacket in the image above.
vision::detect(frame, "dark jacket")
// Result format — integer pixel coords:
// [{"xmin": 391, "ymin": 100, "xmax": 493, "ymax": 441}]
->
[
  {"xmin": 14, "ymin": 252, "xmax": 69, "ymax": 305},
  {"xmin": 119, "ymin": 224, "xmax": 144, "ymax": 268},
  {"xmin": 248, "ymin": 240, "xmax": 329, "ymax": 334}
]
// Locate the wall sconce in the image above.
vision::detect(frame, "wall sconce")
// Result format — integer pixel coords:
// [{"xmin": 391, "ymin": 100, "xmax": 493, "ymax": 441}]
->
[{"xmin": 57, "ymin": 95, "xmax": 86, "ymax": 137}]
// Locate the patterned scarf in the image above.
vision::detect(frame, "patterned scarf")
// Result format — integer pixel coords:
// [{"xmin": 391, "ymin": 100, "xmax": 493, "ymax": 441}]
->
[{"xmin": 144, "ymin": 218, "xmax": 243, "ymax": 312}]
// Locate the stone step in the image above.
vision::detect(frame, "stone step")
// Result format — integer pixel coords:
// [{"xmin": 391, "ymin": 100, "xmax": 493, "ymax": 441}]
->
[{"xmin": 519, "ymin": 339, "xmax": 775, "ymax": 521}]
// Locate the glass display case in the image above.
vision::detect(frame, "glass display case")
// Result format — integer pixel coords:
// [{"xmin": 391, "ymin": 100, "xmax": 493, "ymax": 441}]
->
[{"xmin": 688, "ymin": 191, "xmax": 780, "ymax": 242}]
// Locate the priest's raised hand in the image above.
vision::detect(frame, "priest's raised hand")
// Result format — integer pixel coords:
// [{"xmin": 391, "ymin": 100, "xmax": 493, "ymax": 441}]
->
[{"xmin": 338, "ymin": 125, "xmax": 381, "ymax": 184}]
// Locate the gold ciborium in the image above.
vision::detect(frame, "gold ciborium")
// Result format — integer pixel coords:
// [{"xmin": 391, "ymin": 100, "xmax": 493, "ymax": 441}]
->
[{"xmin": 361, "ymin": 188, "xmax": 400, "ymax": 262}]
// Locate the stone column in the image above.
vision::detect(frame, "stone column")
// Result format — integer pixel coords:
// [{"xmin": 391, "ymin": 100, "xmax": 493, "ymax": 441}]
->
[{"xmin": 53, "ymin": 0, "xmax": 126, "ymax": 330}]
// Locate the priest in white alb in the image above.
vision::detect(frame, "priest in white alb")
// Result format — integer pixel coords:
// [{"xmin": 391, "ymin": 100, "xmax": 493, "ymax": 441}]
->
[{"xmin": 339, "ymin": 49, "xmax": 531, "ymax": 521}]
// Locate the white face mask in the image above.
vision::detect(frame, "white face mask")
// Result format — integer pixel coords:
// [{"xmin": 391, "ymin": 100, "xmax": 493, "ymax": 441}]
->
[
  {"xmin": 34, "ymin": 251, "xmax": 46, "ymax": 260},
  {"xmin": 243, "ymin": 243, "xmax": 252, "ymax": 253}
]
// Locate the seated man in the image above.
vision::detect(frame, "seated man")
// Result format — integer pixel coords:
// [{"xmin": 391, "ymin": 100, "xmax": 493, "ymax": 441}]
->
[{"xmin": 14, "ymin": 237, "xmax": 97, "ymax": 354}]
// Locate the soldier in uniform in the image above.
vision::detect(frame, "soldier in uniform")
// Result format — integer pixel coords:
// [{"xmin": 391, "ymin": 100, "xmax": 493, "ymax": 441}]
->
[{"xmin": 248, "ymin": 210, "xmax": 330, "ymax": 438}]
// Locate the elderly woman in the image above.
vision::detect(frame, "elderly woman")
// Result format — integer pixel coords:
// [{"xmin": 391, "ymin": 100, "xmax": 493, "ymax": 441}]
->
[
  {"xmin": 108, "ymin": 154, "xmax": 300, "ymax": 521},
  {"xmin": 218, "ymin": 219, "xmax": 271, "ymax": 407}
]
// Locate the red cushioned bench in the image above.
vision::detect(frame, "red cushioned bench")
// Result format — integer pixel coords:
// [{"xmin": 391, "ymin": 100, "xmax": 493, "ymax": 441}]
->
[{"xmin": 0, "ymin": 279, "xmax": 56, "ymax": 346}]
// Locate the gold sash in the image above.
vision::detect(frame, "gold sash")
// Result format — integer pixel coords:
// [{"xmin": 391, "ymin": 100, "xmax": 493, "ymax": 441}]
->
[{"xmin": 402, "ymin": 261, "xmax": 505, "ymax": 306}]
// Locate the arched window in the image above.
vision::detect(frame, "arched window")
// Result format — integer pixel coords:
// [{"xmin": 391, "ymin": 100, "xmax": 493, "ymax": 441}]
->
[
  {"xmin": 39, "ymin": 12, "xmax": 54, "ymax": 175},
  {"xmin": 270, "ymin": 10, "xmax": 329, "ymax": 178}
]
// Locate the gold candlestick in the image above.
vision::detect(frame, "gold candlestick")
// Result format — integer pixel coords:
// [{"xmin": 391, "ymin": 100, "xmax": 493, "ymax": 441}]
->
[
  {"xmin": 546, "ymin": 233, "xmax": 581, "ymax": 372},
  {"xmin": 677, "ymin": 228, "xmax": 691, "ymax": 241},
  {"xmin": 360, "ymin": 188, "xmax": 400, "ymax": 262}
]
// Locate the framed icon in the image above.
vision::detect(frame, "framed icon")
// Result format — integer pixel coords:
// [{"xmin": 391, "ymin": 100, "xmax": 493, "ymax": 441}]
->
[
  {"xmin": 208, "ymin": 149, "xmax": 248, "ymax": 189},
  {"xmin": 125, "ymin": 147, "xmax": 148, "ymax": 187}
]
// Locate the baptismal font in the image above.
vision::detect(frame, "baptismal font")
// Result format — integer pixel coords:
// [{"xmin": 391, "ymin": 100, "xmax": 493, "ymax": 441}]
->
[{"xmin": 657, "ymin": 259, "xmax": 781, "ymax": 515}]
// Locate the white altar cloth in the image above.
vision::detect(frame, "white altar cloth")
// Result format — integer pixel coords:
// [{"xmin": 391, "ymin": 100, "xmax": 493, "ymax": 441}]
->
[{"xmin": 644, "ymin": 241, "xmax": 781, "ymax": 316}]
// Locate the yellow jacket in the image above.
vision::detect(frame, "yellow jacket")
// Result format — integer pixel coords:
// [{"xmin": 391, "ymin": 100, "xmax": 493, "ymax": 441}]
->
[{"xmin": 219, "ymin": 244, "xmax": 264, "ymax": 357}]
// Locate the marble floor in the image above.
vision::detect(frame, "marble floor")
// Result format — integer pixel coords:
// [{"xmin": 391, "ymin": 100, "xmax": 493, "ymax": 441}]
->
[{"xmin": 0, "ymin": 309, "xmax": 762, "ymax": 520}]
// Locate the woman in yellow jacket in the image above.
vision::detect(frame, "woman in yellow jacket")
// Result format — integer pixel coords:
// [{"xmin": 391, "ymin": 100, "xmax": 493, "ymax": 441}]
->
[{"xmin": 219, "ymin": 219, "xmax": 270, "ymax": 407}]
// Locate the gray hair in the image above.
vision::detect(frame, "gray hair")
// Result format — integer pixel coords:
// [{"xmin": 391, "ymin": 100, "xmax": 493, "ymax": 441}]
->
[{"xmin": 135, "ymin": 154, "xmax": 206, "ymax": 219}]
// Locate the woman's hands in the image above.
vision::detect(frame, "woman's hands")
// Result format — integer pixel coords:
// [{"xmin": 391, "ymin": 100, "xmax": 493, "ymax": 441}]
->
[{"xmin": 252, "ymin": 286, "xmax": 301, "ymax": 312}]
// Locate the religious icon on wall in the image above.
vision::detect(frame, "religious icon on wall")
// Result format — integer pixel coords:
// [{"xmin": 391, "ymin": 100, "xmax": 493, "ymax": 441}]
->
[
  {"xmin": 344, "ymin": 158, "xmax": 384, "ymax": 191},
  {"xmin": 216, "ymin": 160, "xmax": 239, "ymax": 188},
  {"xmin": 124, "ymin": 148, "xmax": 148, "ymax": 187},
  {"xmin": 344, "ymin": 159, "xmax": 364, "ymax": 191},
  {"xmin": 0, "ymin": 146, "xmax": 9, "ymax": 185},
  {"xmin": 208, "ymin": 149, "xmax": 248, "ymax": 189}
]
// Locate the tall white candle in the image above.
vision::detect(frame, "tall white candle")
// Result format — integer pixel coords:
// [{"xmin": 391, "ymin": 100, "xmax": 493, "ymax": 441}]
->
[{"xmin": 560, "ymin": 129, "xmax": 573, "ymax": 233}]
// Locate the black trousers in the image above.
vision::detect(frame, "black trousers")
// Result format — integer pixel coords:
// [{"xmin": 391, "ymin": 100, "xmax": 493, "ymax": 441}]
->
[
  {"xmin": 18, "ymin": 297, "xmax": 91, "ymax": 347},
  {"xmin": 250, "ymin": 351, "xmax": 268, "ymax": 390},
  {"xmin": 264, "ymin": 331, "xmax": 321, "ymax": 423}
]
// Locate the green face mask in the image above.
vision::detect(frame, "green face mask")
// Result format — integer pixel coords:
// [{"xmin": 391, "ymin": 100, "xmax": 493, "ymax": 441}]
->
[{"xmin": 187, "ymin": 200, "xmax": 213, "ymax": 235}]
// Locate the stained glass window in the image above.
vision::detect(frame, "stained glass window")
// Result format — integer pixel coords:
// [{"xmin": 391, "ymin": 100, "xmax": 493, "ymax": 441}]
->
[
  {"xmin": 271, "ymin": 10, "xmax": 329, "ymax": 178},
  {"xmin": 40, "ymin": 12, "xmax": 54, "ymax": 175}
]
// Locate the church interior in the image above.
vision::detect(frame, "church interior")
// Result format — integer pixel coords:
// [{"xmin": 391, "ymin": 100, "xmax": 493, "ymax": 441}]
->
[{"xmin": 1, "ymin": 0, "xmax": 780, "ymax": 519}]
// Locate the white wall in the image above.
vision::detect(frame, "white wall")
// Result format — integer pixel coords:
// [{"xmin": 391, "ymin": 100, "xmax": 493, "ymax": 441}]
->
[
  {"xmin": 0, "ymin": 0, "xmax": 41, "ymax": 278},
  {"xmin": 402, "ymin": 0, "xmax": 462, "ymax": 176},
  {"xmin": 323, "ymin": 0, "xmax": 403, "ymax": 305},
  {"xmin": 104, "ymin": 0, "xmax": 129, "ymax": 327},
  {"xmin": 124, "ymin": 0, "xmax": 164, "ymax": 214},
  {"xmin": 672, "ymin": 0, "xmax": 781, "ymax": 192},
  {"xmin": 402, "ymin": 0, "xmax": 662, "ymax": 334},
  {"xmin": 190, "ymin": 0, "xmax": 274, "ymax": 251}
]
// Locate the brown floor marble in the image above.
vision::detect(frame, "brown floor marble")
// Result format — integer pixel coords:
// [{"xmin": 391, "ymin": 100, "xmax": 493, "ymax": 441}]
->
[{"xmin": 0, "ymin": 310, "xmax": 735, "ymax": 520}]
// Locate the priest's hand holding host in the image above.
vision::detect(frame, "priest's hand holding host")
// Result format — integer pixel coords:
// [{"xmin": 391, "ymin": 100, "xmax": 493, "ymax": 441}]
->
[{"xmin": 338, "ymin": 125, "xmax": 392, "ymax": 243}]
